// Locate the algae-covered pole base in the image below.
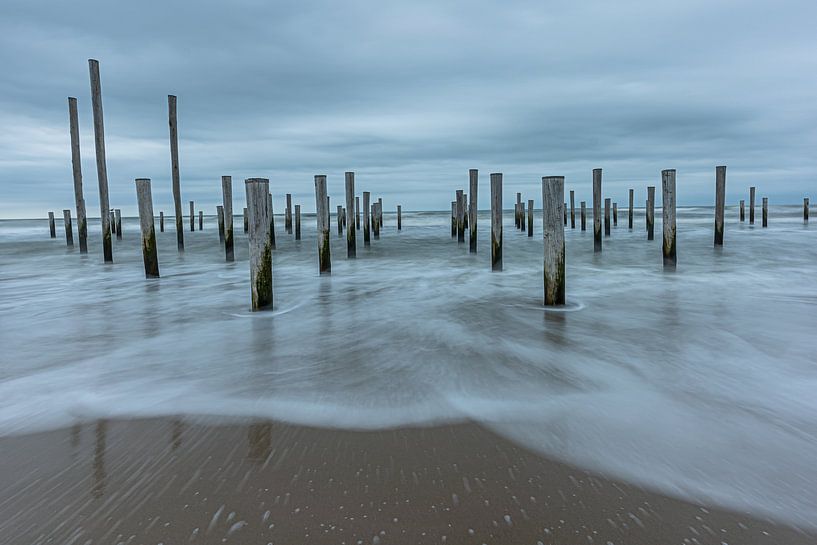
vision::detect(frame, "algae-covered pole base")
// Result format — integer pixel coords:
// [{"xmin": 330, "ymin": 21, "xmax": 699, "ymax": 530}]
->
[
  {"xmin": 168, "ymin": 94, "xmax": 184, "ymax": 251},
  {"xmin": 217, "ymin": 205, "xmax": 225, "ymax": 242},
  {"xmin": 570, "ymin": 190, "xmax": 576, "ymax": 229},
  {"xmin": 135, "ymin": 178, "xmax": 160, "ymax": 278},
  {"xmin": 469, "ymin": 169, "xmax": 478, "ymax": 252},
  {"xmin": 740, "ymin": 200, "xmax": 745, "ymax": 222},
  {"xmin": 315, "ymin": 175, "xmax": 331, "ymax": 274},
  {"xmin": 245, "ymin": 178, "xmax": 273, "ymax": 310},
  {"xmin": 89, "ymin": 59, "xmax": 113, "ymax": 263},
  {"xmin": 345, "ymin": 172, "xmax": 356, "ymax": 258},
  {"xmin": 714, "ymin": 166, "xmax": 726, "ymax": 246},
  {"xmin": 604, "ymin": 198, "xmax": 611, "ymax": 237},
  {"xmin": 647, "ymin": 186, "xmax": 655, "ymax": 241},
  {"xmin": 628, "ymin": 188, "xmax": 634, "ymax": 230},
  {"xmin": 222, "ymin": 176, "xmax": 235, "ymax": 262},
  {"xmin": 580, "ymin": 201, "xmax": 586, "ymax": 231},
  {"xmin": 48, "ymin": 212, "xmax": 56, "ymax": 238},
  {"xmin": 662, "ymin": 170, "xmax": 677, "ymax": 268},
  {"xmin": 295, "ymin": 204, "xmax": 301, "ymax": 240},
  {"xmin": 542, "ymin": 176, "xmax": 566, "ymax": 306},
  {"xmin": 491, "ymin": 173, "xmax": 503, "ymax": 271},
  {"xmin": 593, "ymin": 168, "xmax": 602, "ymax": 252},
  {"xmin": 285, "ymin": 193, "xmax": 292, "ymax": 234},
  {"xmin": 363, "ymin": 191, "xmax": 371, "ymax": 246},
  {"xmin": 68, "ymin": 97, "xmax": 88, "ymax": 254},
  {"xmin": 456, "ymin": 189, "xmax": 465, "ymax": 243},
  {"xmin": 762, "ymin": 197, "xmax": 768, "ymax": 228},
  {"xmin": 527, "ymin": 199, "xmax": 534, "ymax": 237},
  {"xmin": 63, "ymin": 210, "xmax": 73, "ymax": 246},
  {"xmin": 397, "ymin": 205, "xmax": 402, "ymax": 230},
  {"xmin": 749, "ymin": 186, "xmax": 756, "ymax": 225}
]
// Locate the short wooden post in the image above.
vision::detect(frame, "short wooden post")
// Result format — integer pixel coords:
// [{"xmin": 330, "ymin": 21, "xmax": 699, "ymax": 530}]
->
[
  {"xmin": 378, "ymin": 198, "xmax": 383, "ymax": 228},
  {"xmin": 337, "ymin": 205, "xmax": 344, "ymax": 236},
  {"xmin": 714, "ymin": 166, "xmax": 726, "ymax": 246},
  {"xmin": 662, "ymin": 170, "xmax": 676, "ymax": 268},
  {"xmin": 110, "ymin": 211, "xmax": 116, "ymax": 235},
  {"xmin": 115, "ymin": 209, "xmax": 122, "ymax": 239},
  {"xmin": 628, "ymin": 188, "xmax": 634, "ymax": 229},
  {"xmin": 363, "ymin": 191, "xmax": 371, "ymax": 246},
  {"xmin": 516, "ymin": 192, "xmax": 522, "ymax": 229},
  {"xmin": 491, "ymin": 173, "xmax": 502, "ymax": 271},
  {"xmin": 199, "ymin": 210, "xmax": 203, "ymax": 231},
  {"xmin": 222, "ymin": 176, "xmax": 234, "ymax": 261},
  {"xmin": 189, "ymin": 201, "xmax": 195, "ymax": 231},
  {"xmin": 451, "ymin": 201, "xmax": 456, "ymax": 238},
  {"xmin": 267, "ymin": 193, "xmax": 276, "ymax": 250},
  {"xmin": 749, "ymin": 186, "xmax": 756, "ymax": 225},
  {"xmin": 563, "ymin": 203, "xmax": 567, "ymax": 226},
  {"xmin": 160, "ymin": 211, "xmax": 165, "ymax": 232},
  {"xmin": 315, "ymin": 175, "xmax": 331, "ymax": 273},
  {"xmin": 356, "ymin": 196, "xmax": 361, "ymax": 229},
  {"xmin": 48, "ymin": 212, "xmax": 56, "ymax": 238},
  {"xmin": 245, "ymin": 178, "xmax": 273, "ymax": 310},
  {"xmin": 569, "ymin": 190, "xmax": 575, "ymax": 229},
  {"xmin": 604, "ymin": 198, "xmax": 611, "ymax": 236},
  {"xmin": 135, "ymin": 178, "xmax": 159, "ymax": 278},
  {"xmin": 372, "ymin": 204, "xmax": 380, "ymax": 239},
  {"xmin": 397, "ymin": 205, "xmax": 402, "ymax": 230},
  {"xmin": 345, "ymin": 172, "xmax": 356, "ymax": 258},
  {"xmin": 647, "ymin": 186, "xmax": 655, "ymax": 240},
  {"xmin": 542, "ymin": 176, "xmax": 565, "ymax": 305},
  {"xmin": 243, "ymin": 208, "xmax": 249, "ymax": 232},
  {"xmin": 285, "ymin": 194, "xmax": 293, "ymax": 234},
  {"xmin": 217, "ymin": 205, "xmax": 225, "ymax": 242},
  {"xmin": 168, "ymin": 94, "xmax": 184, "ymax": 251},
  {"xmin": 68, "ymin": 97, "xmax": 88, "ymax": 253},
  {"xmin": 740, "ymin": 200, "xmax": 745, "ymax": 222},
  {"xmin": 613, "ymin": 202, "xmax": 618, "ymax": 226},
  {"xmin": 580, "ymin": 201, "xmax": 586, "ymax": 231},
  {"xmin": 527, "ymin": 199, "xmax": 534, "ymax": 237},
  {"xmin": 89, "ymin": 59, "xmax": 113, "ymax": 262},
  {"xmin": 468, "ymin": 169, "xmax": 478, "ymax": 252},
  {"xmin": 762, "ymin": 197, "xmax": 768, "ymax": 227},
  {"xmin": 593, "ymin": 168, "xmax": 602, "ymax": 252},
  {"xmin": 456, "ymin": 189, "xmax": 465, "ymax": 243},
  {"xmin": 63, "ymin": 210, "xmax": 74, "ymax": 246},
  {"xmin": 804, "ymin": 198, "xmax": 809, "ymax": 223},
  {"xmin": 295, "ymin": 204, "xmax": 301, "ymax": 240}
]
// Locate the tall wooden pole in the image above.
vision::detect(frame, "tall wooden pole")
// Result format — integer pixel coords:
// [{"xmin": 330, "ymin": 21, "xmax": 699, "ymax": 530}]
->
[
  {"xmin": 628, "ymin": 188, "xmax": 634, "ymax": 229},
  {"xmin": 345, "ymin": 172, "xmax": 356, "ymax": 258},
  {"xmin": 363, "ymin": 191, "xmax": 371, "ymax": 246},
  {"xmin": 580, "ymin": 201, "xmax": 586, "ymax": 231},
  {"xmin": 569, "ymin": 190, "xmax": 575, "ymax": 229},
  {"xmin": 222, "ymin": 176, "xmax": 234, "ymax": 261},
  {"xmin": 63, "ymin": 210, "xmax": 74, "ymax": 246},
  {"xmin": 542, "ymin": 176, "xmax": 565, "ymax": 306},
  {"xmin": 804, "ymin": 198, "xmax": 809, "ymax": 223},
  {"xmin": 135, "ymin": 178, "xmax": 159, "ymax": 278},
  {"xmin": 189, "ymin": 201, "xmax": 195, "ymax": 231},
  {"xmin": 168, "ymin": 94, "xmax": 184, "ymax": 251},
  {"xmin": 491, "ymin": 173, "xmax": 502, "ymax": 271},
  {"xmin": 295, "ymin": 204, "xmax": 301, "ymax": 240},
  {"xmin": 199, "ymin": 210, "xmax": 203, "ymax": 230},
  {"xmin": 604, "ymin": 198, "xmax": 611, "ymax": 236},
  {"xmin": 88, "ymin": 59, "xmax": 113, "ymax": 262},
  {"xmin": 647, "ymin": 186, "xmax": 655, "ymax": 241},
  {"xmin": 268, "ymin": 193, "xmax": 276, "ymax": 249},
  {"xmin": 592, "ymin": 168, "xmax": 602, "ymax": 252},
  {"xmin": 67, "ymin": 97, "xmax": 87, "ymax": 253},
  {"xmin": 469, "ymin": 169, "xmax": 478, "ymax": 252},
  {"xmin": 160, "ymin": 211, "xmax": 164, "ymax": 232},
  {"xmin": 612, "ymin": 202, "xmax": 618, "ymax": 226},
  {"xmin": 762, "ymin": 197, "xmax": 768, "ymax": 227},
  {"xmin": 516, "ymin": 192, "xmax": 522, "ymax": 229},
  {"xmin": 245, "ymin": 178, "xmax": 273, "ymax": 310},
  {"xmin": 456, "ymin": 189, "xmax": 465, "ymax": 243},
  {"xmin": 355, "ymin": 196, "xmax": 361, "ymax": 229},
  {"xmin": 714, "ymin": 166, "xmax": 726, "ymax": 246},
  {"xmin": 315, "ymin": 175, "xmax": 331, "ymax": 273},
  {"xmin": 662, "ymin": 170, "xmax": 676, "ymax": 268},
  {"xmin": 285, "ymin": 194, "xmax": 293, "ymax": 234},
  {"xmin": 527, "ymin": 199, "xmax": 534, "ymax": 237},
  {"xmin": 397, "ymin": 205, "xmax": 402, "ymax": 230},
  {"xmin": 337, "ymin": 205, "xmax": 344, "ymax": 236},
  {"xmin": 378, "ymin": 198, "xmax": 383, "ymax": 228},
  {"xmin": 749, "ymin": 186, "xmax": 756, "ymax": 225}
]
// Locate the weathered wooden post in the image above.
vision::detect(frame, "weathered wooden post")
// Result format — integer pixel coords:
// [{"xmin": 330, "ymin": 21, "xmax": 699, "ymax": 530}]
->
[
  {"xmin": 740, "ymin": 200, "xmax": 745, "ymax": 222},
  {"xmin": 628, "ymin": 188, "xmax": 634, "ymax": 229},
  {"xmin": 356, "ymin": 196, "xmax": 361, "ymax": 229},
  {"xmin": 527, "ymin": 199, "xmax": 534, "ymax": 237},
  {"xmin": 593, "ymin": 168, "xmax": 602, "ymax": 252},
  {"xmin": 267, "ymin": 193, "xmax": 276, "ymax": 250},
  {"xmin": 749, "ymin": 186, "xmax": 756, "ymax": 225},
  {"xmin": 315, "ymin": 175, "xmax": 331, "ymax": 273},
  {"xmin": 580, "ymin": 201, "xmax": 586, "ymax": 231},
  {"xmin": 199, "ymin": 210, "xmax": 203, "ymax": 231},
  {"xmin": 245, "ymin": 178, "xmax": 273, "ymax": 310},
  {"xmin": 662, "ymin": 170, "xmax": 676, "ymax": 268},
  {"xmin": 345, "ymin": 172, "xmax": 356, "ymax": 258},
  {"xmin": 647, "ymin": 186, "xmax": 655, "ymax": 240},
  {"xmin": 451, "ymin": 201, "xmax": 456, "ymax": 238},
  {"xmin": 714, "ymin": 166, "xmax": 726, "ymax": 246},
  {"xmin": 563, "ymin": 203, "xmax": 567, "ymax": 226},
  {"xmin": 48, "ymin": 212, "xmax": 56, "ymax": 238},
  {"xmin": 374, "ymin": 203, "xmax": 381, "ymax": 238},
  {"xmin": 67, "ymin": 97, "xmax": 88, "ymax": 253},
  {"xmin": 217, "ymin": 205, "xmax": 225, "ymax": 242},
  {"xmin": 469, "ymin": 169, "xmax": 478, "ymax": 252},
  {"xmin": 569, "ymin": 190, "xmax": 575, "ymax": 229},
  {"xmin": 285, "ymin": 194, "xmax": 292, "ymax": 234},
  {"xmin": 160, "ymin": 211, "xmax": 164, "ymax": 232},
  {"xmin": 363, "ymin": 191, "xmax": 371, "ymax": 246},
  {"xmin": 189, "ymin": 201, "xmax": 195, "ymax": 231},
  {"xmin": 491, "ymin": 173, "xmax": 502, "ymax": 271},
  {"xmin": 516, "ymin": 192, "xmax": 522, "ymax": 229},
  {"xmin": 63, "ymin": 210, "xmax": 73, "ymax": 246},
  {"xmin": 762, "ymin": 197, "xmax": 768, "ymax": 227},
  {"xmin": 456, "ymin": 189, "xmax": 465, "ymax": 243},
  {"xmin": 378, "ymin": 198, "xmax": 383, "ymax": 228},
  {"xmin": 243, "ymin": 208, "xmax": 249, "ymax": 232},
  {"xmin": 337, "ymin": 205, "xmax": 344, "ymax": 236},
  {"xmin": 613, "ymin": 202, "xmax": 618, "ymax": 226},
  {"xmin": 463, "ymin": 194, "xmax": 469, "ymax": 229},
  {"xmin": 110, "ymin": 211, "xmax": 116, "ymax": 235},
  {"xmin": 222, "ymin": 176, "xmax": 235, "ymax": 261},
  {"xmin": 295, "ymin": 204, "xmax": 301, "ymax": 240},
  {"xmin": 542, "ymin": 176, "xmax": 566, "ymax": 306},
  {"xmin": 397, "ymin": 205, "xmax": 402, "ymax": 230},
  {"xmin": 88, "ymin": 59, "xmax": 113, "ymax": 262},
  {"xmin": 805, "ymin": 198, "xmax": 809, "ymax": 223},
  {"xmin": 115, "ymin": 209, "xmax": 122, "ymax": 239},
  {"xmin": 135, "ymin": 178, "xmax": 160, "ymax": 278},
  {"xmin": 167, "ymin": 94, "xmax": 184, "ymax": 251},
  {"xmin": 604, "ymin": 198, "xmax": 611, "ymax": 236}
]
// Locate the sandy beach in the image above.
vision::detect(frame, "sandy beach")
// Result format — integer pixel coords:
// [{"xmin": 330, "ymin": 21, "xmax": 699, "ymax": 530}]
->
[{"xmin": 0, "ymin": 417, "xmax": 812, "ymax": 545}]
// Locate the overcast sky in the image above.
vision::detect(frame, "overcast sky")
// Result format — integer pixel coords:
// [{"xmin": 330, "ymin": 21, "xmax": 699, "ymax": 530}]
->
[{"xmin": 1, "ymin": 0, "xmax": 815, "ymax": 217}]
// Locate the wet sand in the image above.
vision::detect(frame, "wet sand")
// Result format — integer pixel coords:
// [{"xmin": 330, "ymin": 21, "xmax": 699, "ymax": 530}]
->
[{"xmin": 0, "ymin": 418, "xmax": 811, "ymax": 545}]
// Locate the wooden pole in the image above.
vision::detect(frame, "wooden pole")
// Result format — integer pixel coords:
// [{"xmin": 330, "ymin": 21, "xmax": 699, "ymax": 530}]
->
[
  {"xmin": 714, "ymin": 165, "xmax": 726, "ymax": 246},
  {"xmin": 88, "ymin": 59, "xmax": 113, "ymax": 262},
  {"xmin": 749, "ymin": 186, "xmax": 756, "ymax": 225},
  {"xmin": 110, "ymin": 211, "xmax": 116, "ymax": 235},
  {"xmin": 243, "ymin": 208, "xmax": 248, "ymax": 233},
  {"xmin": 199, "ymin": 210, "xmax": 203, "ymax": 231},
  {"xmin": 268, "ymin": 193, "xmax": 276, "ymax": 250},
  {"xmin": 542, "ymin": 176, "xmax": 565, "ymax": 306},
  {"xmin": 762, "ymin": 197, "xmax": 768, "ymax": 227},
  {"xmin": 63, "ymin": 210, "xmax": 73, "ymax": 246},
  {"xmin": 295, "ymin": 204, "xmax": 301, "ymax": 240},
  {"xmin": 48, "ymin": 212, "xmax": 56, "ymax": 238},
  {"xmin": 285, "ymin": 193, "xmax": 292, "ymax": 234},
  {"xmin": 805, "ymin": 197, "xmax": 809, "ymax": 223},
  {"xmin": 456, "ymin": 189, "xmax": 465, "ymax": 243},
  {"xmin": 160, "ymin": 211, "xmax": 164, "ymax": 232},
  {"xmin": 463, "ymin": 194, "xmax": 469, "ymax": 230},
  {"xmin": 189, "ymin": 201, "xmax": 195, "ymax": 231},
  {"xmin": 222, "ymin": 177, "xmax": 235, "ymax": 261},
  {"xmin": 397, "ymin": 205, "xmax": 402, "ymax": 230},
  {"xmin": 337, "ymin": 205, "xmax": 343, "ymax": 236},
  {"xmin": 570, "ymin": 190, "xmax": 575, "ymax": 229},
  {"xmin": 315, "ymin": 175, "xmax": 331, "ymax": 273},
  {"xmin": 740, "ymin": 200, "xmax": 745, "ymax": 222},
  {"xmin": 580, "ymin": 201, "xmax": 586, "ymax": 231},
  {"xmin": 372, "ymin": 204, "xmax": 379, "ymax": 239},
  {"xmin": 378, "ymin": 198, "xmax": 383, "ymax": 228},
  {"xmin": 592, "ymin": 168, "xmax": 602, "ymax": 252},
  {"xmin": 563, "ymin": 203, "xmax": 567, "ymax": 226},
  {"xmin": 491, "ymin": 173, "xmax": 502, "ymax": 271},
  {"xmin": 115, "ymin": 209, "xmax": 122, "ymax": 239},
  {"xmin": 628, "ymin": 188, "xmax": 634, "ymax": 229},
  {"xmin": 451, "ymin": 201, "xmax": 456, "ymax": 238},
  {"xmin": 516, "ymin": 192, "xmax": 522, "ymax": 229},
  {"xmin": 345, "ymin": 172, "xmax": 356, "ymax": 258},
  {"xmin": 363, "ymin": 191, "xmax": 371, "ymax": 246},
  {"xmin": 647, "ymin": 186, "xmax": 655, "ymax": 241},
  {"xmin": 527, "ymin": 199, "xmax": 534, "ymax": 237},
  {"xmin": 604, "ymin": 198, "xmax": 611, "ymax": 236},
  {"xmin": 245, "ymin": 178, "xmax": 273, "ymax": 310},
  {"xmin": 356, "ymin": 196, "xmax": 361, "ymax": 229},
  {"xmin": 67, "ymin": 97, "xmax": 87, "ymax": 253},
  {"xmin": 613, "ymin": 202, "xmax": 618, "ymax": 227},
  {"xmin": 469, "ymin": 169, "xmax": 478, "ymax": 252},
  {"xmin": 217, "ymin": 205, "xmax": 225, "ymax": 242},
  {"xmin": 135, "ymin": 178, "xmax": 159, "ymax": 278},
  {"xmin": 662, "ymin": 170, "xmax": 676, "ymax": 268},
  {"xmin": 168, "ymin": 94, "xmax": 184, "ymax": 251}
]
